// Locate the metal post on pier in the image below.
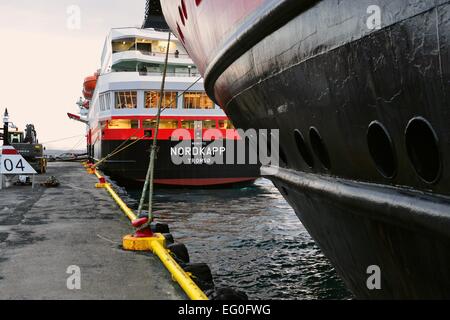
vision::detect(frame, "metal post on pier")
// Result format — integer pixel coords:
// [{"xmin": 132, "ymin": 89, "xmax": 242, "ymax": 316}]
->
[
  {"xmin": 1, "ymin": 108, "xmax": 8, "ymax": 190},
  {"xmin": 3, "ymin": 108, "xmax": 9, "ymax": 146}
]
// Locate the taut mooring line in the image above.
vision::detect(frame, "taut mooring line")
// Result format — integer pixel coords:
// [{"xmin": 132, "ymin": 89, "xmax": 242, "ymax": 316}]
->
[{"xmin": 137, "ymin": 32, "xmax": 172, "ymax": 218}]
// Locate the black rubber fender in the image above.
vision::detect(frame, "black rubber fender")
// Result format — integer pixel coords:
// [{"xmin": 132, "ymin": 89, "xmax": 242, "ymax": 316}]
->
[
  {"xmin": 162, "ymin": 233, "xmax": 174, "ymax": 244},
  {"xmin": 167, "ymin": 243, "xmax": 190, "ymax": 263},
  {"xmin": 210, "ymin": 288, "xmax": 249, "ymax": 300},
  {"xmin": 183, "ymin": 263, "xmax": 215, "ymax": 291},
  {"xmin": 151, "ymin": 222, "xmax": 170, "ymax": 234}
]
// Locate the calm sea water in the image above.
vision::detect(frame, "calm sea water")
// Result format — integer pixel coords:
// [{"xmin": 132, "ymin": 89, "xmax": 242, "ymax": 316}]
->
[{"xmin": 123, "ymin": 178, "xmax": 351, "ymax": 300}]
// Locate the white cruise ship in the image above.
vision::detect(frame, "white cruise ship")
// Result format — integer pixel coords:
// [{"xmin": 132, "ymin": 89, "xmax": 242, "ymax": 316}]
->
[{"xmin": 72, "ymin": 24, "xmax": 259, "ymax": 186}]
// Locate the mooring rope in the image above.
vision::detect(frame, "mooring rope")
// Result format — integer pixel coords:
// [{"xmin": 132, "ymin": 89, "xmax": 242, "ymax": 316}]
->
[
  {"xmin": 137, "ymin": 32, "xmax": 172, "ymax": 218},
  {"xmin": 92, "ymin": 136, "xmax": 145, "ymax": 168},
  {"xmin": 41, "ymin": 134, "xmax": 85, "ymax": 145},
  {"xmin": 160, "ymin": 76, "xmax": 203, "ymax": 113},
  {"xmin": 100, "ymin": 127, "xmax": 142, "ymax": 159},
  {"xmin": 66, "ymin": 135, "xmax": 86, "ymax": 154}
]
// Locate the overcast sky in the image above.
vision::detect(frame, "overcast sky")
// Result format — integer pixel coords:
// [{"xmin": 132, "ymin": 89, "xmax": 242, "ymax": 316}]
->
[{"xmin": 0, "ymin": 1, "xmax": 145, "ymax": 150}]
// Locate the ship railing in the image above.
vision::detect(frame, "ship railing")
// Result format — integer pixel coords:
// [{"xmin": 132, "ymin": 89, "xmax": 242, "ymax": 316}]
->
[
  {"xmin": 138, "ymin": 50, "xmax": 190, "ymax": 59},
  {"xmin": 104, "ymin": 70, "xmax": 200, "ymax": 78},
  {"xmin": 112, "ymin": 49, "xmax": 191, "ymax": 59},
  {"xmin": 138, "ymin": 71, "xmax": 200, "ymax": 77}
]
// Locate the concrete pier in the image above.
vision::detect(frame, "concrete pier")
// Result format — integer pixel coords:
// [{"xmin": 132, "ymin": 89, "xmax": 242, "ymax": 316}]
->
[{"xmin": 0, "ymin": 162, "xmax": 186, "ymax": 300}]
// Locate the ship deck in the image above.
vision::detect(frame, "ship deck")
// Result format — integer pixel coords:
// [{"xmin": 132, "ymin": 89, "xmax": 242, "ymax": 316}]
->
[{"xmin": 0, "ymin": 162, "xmax": 186, "ymax": 300}]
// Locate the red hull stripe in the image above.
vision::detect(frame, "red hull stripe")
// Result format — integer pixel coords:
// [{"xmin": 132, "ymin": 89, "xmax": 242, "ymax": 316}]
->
[
  {"xmin": 150, "ymin": 177, "xmax": 257, "ymax": 186},
  {"xmin": 101, "ymin": 128, "xmax": 241, "ymax": 141}
]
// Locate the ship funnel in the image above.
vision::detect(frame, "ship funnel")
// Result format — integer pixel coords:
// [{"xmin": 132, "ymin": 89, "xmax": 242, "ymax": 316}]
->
[{"xmin": 143, "ymin": 0, "xmax": 169, "ymax": 30}]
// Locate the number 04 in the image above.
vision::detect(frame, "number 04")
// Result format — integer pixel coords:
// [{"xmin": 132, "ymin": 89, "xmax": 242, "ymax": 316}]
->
[
  {"xmin": 16, "ymin": 159, "xmax": 25, "ymax": 171},
  {"xmin": 2, "ymin": 159, "xmax": 25, "ymax": 172}
]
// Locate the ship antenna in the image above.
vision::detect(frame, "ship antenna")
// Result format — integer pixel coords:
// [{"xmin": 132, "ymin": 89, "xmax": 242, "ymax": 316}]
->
[{"xmin": 137, "ymin": 32, "xmax": 172, "ymax": 219}]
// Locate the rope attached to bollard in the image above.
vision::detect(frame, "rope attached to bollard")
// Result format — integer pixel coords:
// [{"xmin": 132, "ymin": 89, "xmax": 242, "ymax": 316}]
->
[{"xmin": 137, "ymin": 32, "xmax": 172, "ymax": 221}]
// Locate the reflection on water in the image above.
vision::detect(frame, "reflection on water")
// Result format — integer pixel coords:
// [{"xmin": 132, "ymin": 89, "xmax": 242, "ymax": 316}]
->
[{"xmin": 125, "ymin": 178, "xmax": 351, "ymax": 300}]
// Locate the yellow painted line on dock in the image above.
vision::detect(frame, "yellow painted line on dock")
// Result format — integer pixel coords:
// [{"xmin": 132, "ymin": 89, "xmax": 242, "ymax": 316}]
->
[{"xmin": 87, "ymin": 164, "xmax": 208, "ymax": 300}]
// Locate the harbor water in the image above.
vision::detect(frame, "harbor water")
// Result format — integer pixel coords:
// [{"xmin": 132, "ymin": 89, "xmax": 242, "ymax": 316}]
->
[{"xmin": 120, "ymin": 178, "xmax": 352, "ymax": 300}]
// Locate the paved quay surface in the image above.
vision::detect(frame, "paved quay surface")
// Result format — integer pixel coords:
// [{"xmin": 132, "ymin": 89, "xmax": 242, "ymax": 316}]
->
[{"xmin": 0, "ymin": 162, "xmax": 186, "ymax": 300}]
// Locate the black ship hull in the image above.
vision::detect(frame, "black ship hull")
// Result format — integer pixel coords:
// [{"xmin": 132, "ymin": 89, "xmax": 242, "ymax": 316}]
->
[
  {"xmin": 96, "ymin": 140, "xmax": 259, "ymax": 187},
  {"xmin": 162, "ymin": 0, "xmax": 450, "ymax": 298}
]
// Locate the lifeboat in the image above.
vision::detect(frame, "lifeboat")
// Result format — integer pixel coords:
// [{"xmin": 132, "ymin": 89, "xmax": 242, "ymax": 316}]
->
[{"xmin": 83, "ymin": 73, "xmax": 98, "ymax": 100}]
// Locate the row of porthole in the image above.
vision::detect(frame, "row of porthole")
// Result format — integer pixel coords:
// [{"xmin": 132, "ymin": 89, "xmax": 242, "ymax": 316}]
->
[
  {"xmin": 368, "ymin": 117, "xmax": 441, "ymax": 184},
  {"xmin": 283, "ymin": 117, "xmax": 441, "ymax": 185}
]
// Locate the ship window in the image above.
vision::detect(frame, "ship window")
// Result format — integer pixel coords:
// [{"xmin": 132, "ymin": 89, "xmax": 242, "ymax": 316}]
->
[
  {"xmin": 309, "ymin": 127, "xmax": 331, "ymax": 170},
  {"xmin": 136, "ymin": 40, "xmax": 152, "ymax": 54},
  {"xmin": 10, "ymin": 133, "xmax": 22, "ymax": 143},
  {"xmin": 181, "ymin": 121, "xmax": 195, "ymax": 129},
  {"xmin": 99, "ymin": 95, "xmax": 104, "ymax": 111},
  {"xmin": 367, "ymin": 121, "xmax": 396, "ymax": 179},
  {"xmin": 203, "ymin": 120, "xmax": 217, "ymax": 129},
  {"xmin": 218, "ymin": 120, "xmax": 235, "ymax": 129},
  {"xmin": 108, "ymin": 119, "xmax": 137, "ymax": 129},
  {"xmin": 184, "ymin": 92, "xmax": 214, "ymax": 109},
  {"xmin": 112, "ymin": 38, "xmax": 136, "ymax": 53},
  {"xmin": 143, "ymin": 119, "xmax": 179, "ymax": 129},
  {"xmin": 131, "ymin": 120, "xmax": 139, "ymax": 129},
  {"xmin": 100, "ymin": 92, "xmax": 111, "ymax": 111},
  {"xmin": 99, "ymin": 93, "xmax": 111, "ymax": 111},
  {"xmin": 115, "ymin": 91, "xmax": 137, "ymax": 109},
  {"xmin": 145, "ymin": 91, "xmax": 178, "ymax": 109},
  {"xmin": 405, "ymin": 117, "xmax": 441, "ymax": 184},
  {"xmin": 178, "ymin": 6, "xmax": 185, "ymax": 26},
  {"xmin": 294, "ymin": 129, "xmax": 314, "ymax": 168},
  {"xmin": 177, "ymin": 24, "xmax": 185, "ymax": 43},
  {"xmin": 101, "ymin": 94, "xmax": 108, "ymax": 112},
  {"xmin": 181, "ymin": 0, "xmax": 188, "ymax": 19}
]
